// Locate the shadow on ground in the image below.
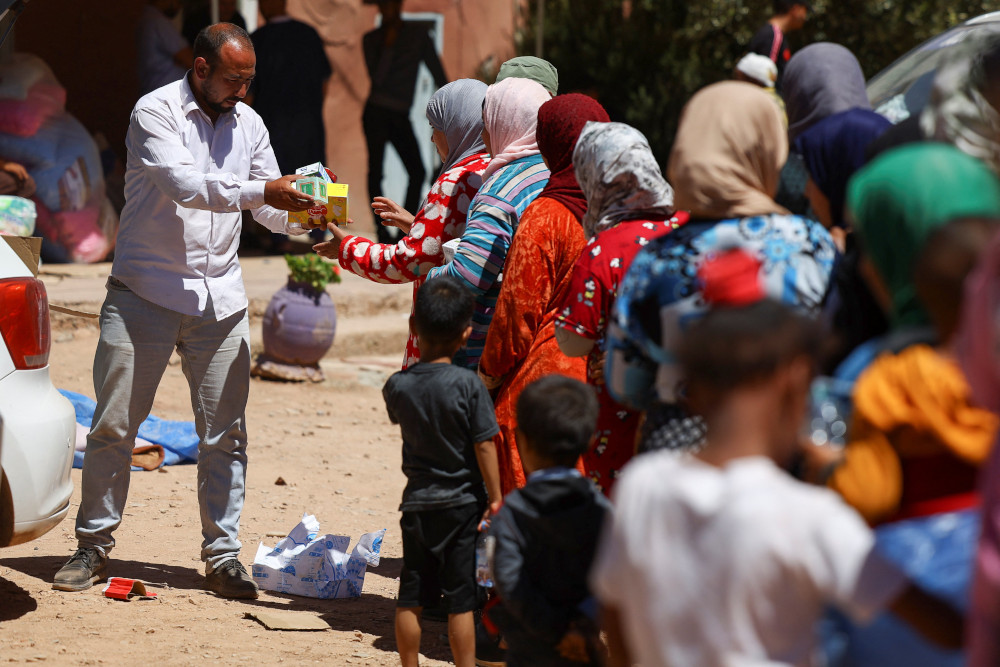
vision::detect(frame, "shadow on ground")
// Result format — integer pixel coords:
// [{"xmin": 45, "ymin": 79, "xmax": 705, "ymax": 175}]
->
[
  {"xmin": 0, "ymin": 556, "xmax": 204, "ymax": 592},
  {"xmin": 242, "ymin": 555, "xmax": 452, "ymax": 662},
  {"xmin": 0, "ymin": 575, "xmax": 37, "ymax": 622}
]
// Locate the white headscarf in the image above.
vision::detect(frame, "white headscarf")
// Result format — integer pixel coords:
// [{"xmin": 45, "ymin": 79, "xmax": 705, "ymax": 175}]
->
[{"xmin": 573, "ymin": 121, "xmax": 676, "ymax": 238}]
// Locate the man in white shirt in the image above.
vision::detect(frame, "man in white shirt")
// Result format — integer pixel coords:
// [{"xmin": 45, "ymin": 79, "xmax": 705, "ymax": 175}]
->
[{"xmin": 53, "ymin": 23, "xmax": 316, "ymax": 599}]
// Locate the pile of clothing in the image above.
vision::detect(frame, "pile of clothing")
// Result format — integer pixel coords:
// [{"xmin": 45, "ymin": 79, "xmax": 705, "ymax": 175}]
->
[{"xmin": 0, "ymin": 53, "xmax": 116, "ymax": 262}]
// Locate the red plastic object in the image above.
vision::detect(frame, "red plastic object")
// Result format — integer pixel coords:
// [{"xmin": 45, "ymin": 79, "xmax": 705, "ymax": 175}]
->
[
  {"xmin": 698, "ymin": 249, "xmax": 766, "ymax": 307},
  {"xmin": 102, "ymin": 577, "xmax": 157, "ymax": 601},
  {"xmin": 0, "ymin": 277, "xmax": 50, "ymax": 369}
]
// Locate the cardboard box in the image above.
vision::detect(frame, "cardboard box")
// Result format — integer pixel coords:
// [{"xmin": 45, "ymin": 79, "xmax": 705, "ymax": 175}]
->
[{"xmin": 1, "ymin": 235, "xmax": 41, "ymax": 277}]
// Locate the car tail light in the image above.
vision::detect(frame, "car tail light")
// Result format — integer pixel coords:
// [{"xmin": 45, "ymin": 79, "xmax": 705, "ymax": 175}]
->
[{"xmin": 0, "ymin": 277, "xmax": 51, "ymax": 369}]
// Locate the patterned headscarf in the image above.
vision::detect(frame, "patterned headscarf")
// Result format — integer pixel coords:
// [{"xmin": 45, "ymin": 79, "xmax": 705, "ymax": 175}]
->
[
  {"xmin": 481, "ymin": 77, "xmax": 551, "ymax": 180},
  {"xmin": 922, "ymin": 33, "xmax": 1000, "ymax": 176},
  {"xmin": 668, "ymin": 81, "xmax": 789, "ymax": 220},
  {"xmin": 793, "ymin": 108, "xmax": 891, "ymax": 227},
  {"xmin": 495, "ymin": 56, "xmax": 559, "ymax": 96},
  {"xmin": 848, "ymin": 143, "xmax": 1000, "ymax": 327},
  {"xmin": 536, "ymin": 94, "xmax": 610, "ymax": 222},
  {"xmin": 425, "ymin": 79, "xmax": 488, "ymax": 177},
  {"xmin": 573, "ymin": 121, "xmax": 676, "ymax": 239},
  {"xmin": 783, "ymin": 43, "xmax": 870, "ymax": 142}
]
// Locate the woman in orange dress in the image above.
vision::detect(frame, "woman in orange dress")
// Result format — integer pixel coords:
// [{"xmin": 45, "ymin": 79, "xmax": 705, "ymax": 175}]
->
[{"xmin": 478, "ymin": 94, "xmax": 610, "ymax": 494}]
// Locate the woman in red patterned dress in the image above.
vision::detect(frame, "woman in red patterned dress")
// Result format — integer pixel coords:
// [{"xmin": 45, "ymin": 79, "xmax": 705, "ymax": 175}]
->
[
  {"xmin": 478, "ymin": 94, "xmax": 610, "ymax": 494},
  {"xmin": 555, "ymin": 122, "xmax": 688, "ymax": 495},
  {"xmin": 314, "ymin": 79, "xmax": 491, "ymax": 368}
]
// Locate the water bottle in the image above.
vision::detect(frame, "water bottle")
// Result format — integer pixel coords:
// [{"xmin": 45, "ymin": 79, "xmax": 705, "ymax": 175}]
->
[
  {"xmin": 475, "ymin": 531, "xmax": 494, "ymax": 588},
  {"xmin": 805, "ymin": 376, "xmax": 853, "ymax": 448}
]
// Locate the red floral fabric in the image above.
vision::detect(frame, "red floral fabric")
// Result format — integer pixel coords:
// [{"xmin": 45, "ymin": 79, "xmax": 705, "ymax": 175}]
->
[
  {"xmin": 338, "ymin": 152, "xmax": 491, "ymax": 368},
  {"xmin": 479, "ymin": 198, "xmax": 589, "ymax": 495},
  {"xmin": 555, "ymin": 213, "xmax": 689, "ymax": 494}
]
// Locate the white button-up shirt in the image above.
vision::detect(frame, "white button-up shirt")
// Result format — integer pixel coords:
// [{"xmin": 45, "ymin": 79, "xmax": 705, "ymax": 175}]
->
[{"xmin": 113, "ymin": 74, "xmax": 303, "ymax": 319}]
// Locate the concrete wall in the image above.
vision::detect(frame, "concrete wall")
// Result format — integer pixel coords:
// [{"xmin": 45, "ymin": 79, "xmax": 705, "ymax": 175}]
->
[{"xmin": 15, "ymin": 0, "xmax": 517, "ymax": 235}]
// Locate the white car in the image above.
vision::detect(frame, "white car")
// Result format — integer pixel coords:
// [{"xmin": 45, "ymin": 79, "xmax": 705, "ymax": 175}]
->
[
  {"xmin": 868, "ymin": 11, "xmax": 1000, "ymax": 121},
  {"xmin": 0, "ymin": 238, "xmax": 75, "ymax": 546}
]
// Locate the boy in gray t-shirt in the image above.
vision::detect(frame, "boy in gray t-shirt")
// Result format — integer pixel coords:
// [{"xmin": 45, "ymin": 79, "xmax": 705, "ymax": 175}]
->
[{"xmin": 382, "ymin": 276, "xmax": 501, "ymax": 667}]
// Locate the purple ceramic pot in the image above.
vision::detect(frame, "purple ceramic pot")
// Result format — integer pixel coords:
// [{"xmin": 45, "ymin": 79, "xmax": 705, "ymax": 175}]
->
[{"xmin": 261, "ymin": 279, "xmax": 337, "ymax": 365}]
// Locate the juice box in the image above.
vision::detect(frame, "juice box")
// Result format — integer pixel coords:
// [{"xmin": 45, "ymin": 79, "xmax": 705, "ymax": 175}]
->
[
  {"xmin": 289, "ymin": 182, "xmax": 349, "ymax": 228},
  {"xmin": 294, "ymin": 177, "xmax": 328, "ymax": 203},
  {"xmin": 289, "ymin": 162, "xmax": 349, "ymax": 228},
  {"xmin": 296, "ymin": 162, "xmax": 335, "ymax": 184}
]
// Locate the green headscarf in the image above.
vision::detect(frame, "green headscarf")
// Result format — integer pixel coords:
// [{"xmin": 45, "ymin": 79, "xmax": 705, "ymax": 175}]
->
[
  {"xmin": 495, "ymin": 56, "xmax": 558, "ymax": 96},
  {"xmin": 848, "ymin": 143, "xmax": 1000, "ymax": 327}
]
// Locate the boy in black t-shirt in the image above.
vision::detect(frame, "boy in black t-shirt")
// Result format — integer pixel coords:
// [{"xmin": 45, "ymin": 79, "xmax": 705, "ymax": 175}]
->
[
  {"xmin": 488, "ymin": 376, "xmax": 611, "ymax": 666},
  {"xmin": 382, "ymin": 276, "xmax": 501, "ymax": 667}
]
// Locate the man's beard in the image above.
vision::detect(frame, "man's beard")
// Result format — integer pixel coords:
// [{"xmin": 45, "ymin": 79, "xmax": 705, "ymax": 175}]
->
[{"xmin": 204, "ymin": 98, "xmax": 237, "ymax": 115}]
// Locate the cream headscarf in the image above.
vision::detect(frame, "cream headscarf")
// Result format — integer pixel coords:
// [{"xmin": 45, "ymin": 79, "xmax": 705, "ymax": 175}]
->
[
  {"xmin": 668, "ymin": 81, "xmax": 790, "ymax": 220},
  {"xmin": 481, "ymin": 77, "xmax": 551, "ymax": 180}
]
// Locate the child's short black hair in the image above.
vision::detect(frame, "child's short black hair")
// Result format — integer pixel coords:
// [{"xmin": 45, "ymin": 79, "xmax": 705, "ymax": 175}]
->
[
  {"xmin": 774, "ymin": 0, "xmax": 808, "ymax": 14},
  {"xmin": 413, "ymin": 276, "xmax": 474, "ymax": 347},
  {"xmin": 678, "ymin": 299, "xmax": 821, "ymax": 395},
  {"xmin": 516, "ymin": 375, "xmax": 598, "ymax": 467},
  {"xmin": 914, "ymin": 217, "xmax": 1000, "ymax": 343}
]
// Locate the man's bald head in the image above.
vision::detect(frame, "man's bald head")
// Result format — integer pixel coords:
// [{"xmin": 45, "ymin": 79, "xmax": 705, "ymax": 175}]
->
[{"xmin": 193, "ymin": 22, "xmax": 254, "ymax": 70}]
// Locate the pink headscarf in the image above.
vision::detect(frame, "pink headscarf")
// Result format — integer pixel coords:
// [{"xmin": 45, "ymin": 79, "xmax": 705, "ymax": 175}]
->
[{"xmin": 481, "ymin": 77, "xmax": 550, "ymax": 180}]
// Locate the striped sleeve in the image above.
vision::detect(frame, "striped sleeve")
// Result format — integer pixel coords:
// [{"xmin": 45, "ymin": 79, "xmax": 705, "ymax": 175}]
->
[
  {"xmin": 427, "ymin": 192, "xmax": 515, "ymax": 296},
  {"xmin": 427, "ymin": 157, "xmax": 549, "ymax": 294}
]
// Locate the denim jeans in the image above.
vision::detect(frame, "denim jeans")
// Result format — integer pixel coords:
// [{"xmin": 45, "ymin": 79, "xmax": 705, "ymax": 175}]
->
[{"xmin": 75, "ymin": 277, "xmax": 251, "ymax": 571}]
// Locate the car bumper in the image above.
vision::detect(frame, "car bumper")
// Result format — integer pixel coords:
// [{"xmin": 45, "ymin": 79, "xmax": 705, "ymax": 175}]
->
[{"xmin": 0, "ymin": 366, "xmax": 75, "ymax": 547}]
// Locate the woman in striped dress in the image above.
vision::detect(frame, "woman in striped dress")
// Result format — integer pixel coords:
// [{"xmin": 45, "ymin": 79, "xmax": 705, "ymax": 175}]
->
[{"xmin": 426, "ymin": 77, "xmax": 551, "ymax": 369}]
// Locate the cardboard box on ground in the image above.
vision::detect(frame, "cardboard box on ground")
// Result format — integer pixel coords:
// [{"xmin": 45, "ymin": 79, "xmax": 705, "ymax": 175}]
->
[{"xmin": 291, "ymin": 162, "xmax": 349, "ymax": 228}]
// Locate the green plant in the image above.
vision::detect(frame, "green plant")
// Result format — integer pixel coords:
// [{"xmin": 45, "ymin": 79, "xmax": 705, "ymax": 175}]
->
[{"xmin": 285, "ymin": 253, "xmax": 341, "ymax": 292}]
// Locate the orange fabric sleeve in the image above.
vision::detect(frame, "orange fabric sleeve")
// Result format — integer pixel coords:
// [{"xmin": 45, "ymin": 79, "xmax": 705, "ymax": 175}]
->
[{"xmin": 828, "ymin": 420, "xmax": 904, "ymax": 525}]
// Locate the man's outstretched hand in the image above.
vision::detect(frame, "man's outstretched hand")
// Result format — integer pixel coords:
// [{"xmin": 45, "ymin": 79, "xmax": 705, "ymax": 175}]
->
[{"xmin": 265, "ymin": 175, "xmax": 315, "ymax": 211}]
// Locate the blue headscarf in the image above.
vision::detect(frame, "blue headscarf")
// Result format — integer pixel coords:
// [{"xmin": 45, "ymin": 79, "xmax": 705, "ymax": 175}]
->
[
  {"xmin": 425, "ymin": 79, "xmax": 489, "ymax": 178},
  {"xmin": 793, "ymin": 109, "xmax": 891, "ymax": 227}
]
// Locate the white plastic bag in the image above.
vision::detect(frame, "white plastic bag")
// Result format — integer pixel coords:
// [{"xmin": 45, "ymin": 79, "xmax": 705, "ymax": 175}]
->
[{"xmin": 252, "ymin": 514, "xmax": 385, "ymax": 599}]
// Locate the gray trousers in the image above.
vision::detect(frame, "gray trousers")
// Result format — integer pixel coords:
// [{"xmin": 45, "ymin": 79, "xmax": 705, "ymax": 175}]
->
[{"xmin": 75, "ymin": 277, "xmax": 251, "ymax": 571}]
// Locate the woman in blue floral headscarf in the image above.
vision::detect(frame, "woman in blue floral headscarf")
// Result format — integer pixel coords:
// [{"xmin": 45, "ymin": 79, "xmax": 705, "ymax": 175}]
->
[{"xmin": 607, "ymin": 81, "xmax": 837, "ymax": 451}]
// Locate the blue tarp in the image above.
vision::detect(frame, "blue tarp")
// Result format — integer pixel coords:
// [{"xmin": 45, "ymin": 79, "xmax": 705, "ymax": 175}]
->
[{"xmin": 59, "ymin": 389, "xmax": 199, "ymax": 468}]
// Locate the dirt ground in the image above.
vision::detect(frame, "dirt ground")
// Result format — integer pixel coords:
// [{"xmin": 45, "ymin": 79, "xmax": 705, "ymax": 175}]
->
[{"xmin": 0, "ymin": 264, "xmax": 461, "ymax": 666}]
